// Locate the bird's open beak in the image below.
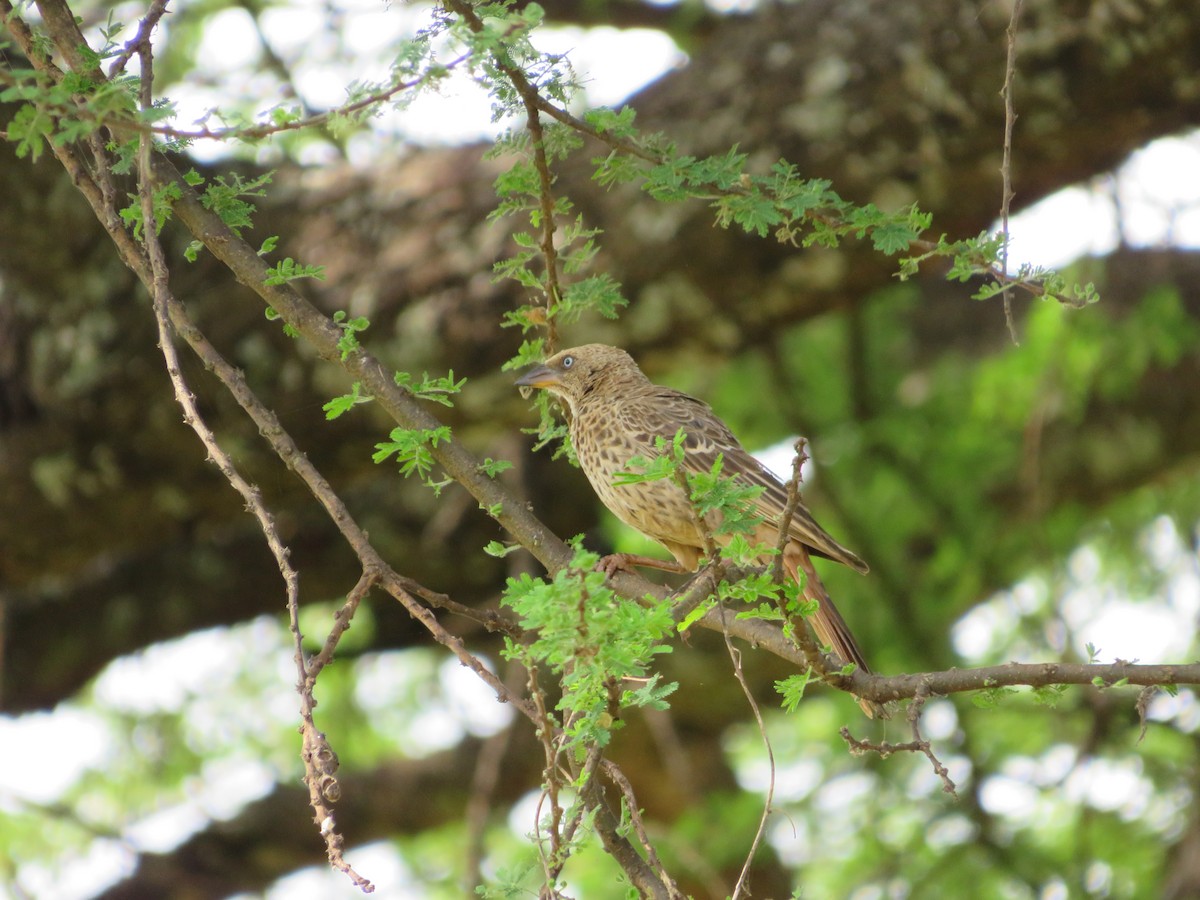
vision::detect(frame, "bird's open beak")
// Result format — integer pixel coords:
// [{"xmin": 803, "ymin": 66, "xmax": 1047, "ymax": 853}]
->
[{"xmin": 514, "ymin": 365, "xmax": 560, "ymax": 389}]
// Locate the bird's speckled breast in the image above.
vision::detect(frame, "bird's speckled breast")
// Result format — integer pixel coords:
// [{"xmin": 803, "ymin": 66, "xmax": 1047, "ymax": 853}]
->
[{"xmin": 571, "ymin": 398, "xmax": 705, "ymax": 555}]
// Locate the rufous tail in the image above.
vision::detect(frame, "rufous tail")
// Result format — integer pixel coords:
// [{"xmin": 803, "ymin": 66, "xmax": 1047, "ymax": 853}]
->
[{"xmin": 784, "ymin": 543, "xmax": 881, "ymax": 718}]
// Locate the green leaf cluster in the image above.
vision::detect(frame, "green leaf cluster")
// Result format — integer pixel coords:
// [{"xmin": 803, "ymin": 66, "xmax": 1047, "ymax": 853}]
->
[
  {"xmin": 118, "ymin": 181, "xmax": 181, "ymax": 240},
  {"xmin": 373, "ymin": 424, "xmax": 452, "ymax": 485},
  {"xmin": 775, "ymin": 670, "xmax": 816, "ymax": 713},
  {"xmin": 501, "ymin": 544, "xmax": 677, "ymax": 752},
  {"xmin": 263, "ymin": 257, "xmax": 327, "ymax": 287},
  {"xmin": 1, "ymin": 55, "xmax": 144, "ymax": 162},
  {"xmin": 394, "ymin": 369, "xmax": 467, "ymax": 407},
  {"xmin": 179, "ymin": 170, "xmax": 278, "ymax": 261},
  {"xmin": 323, "ymin": 381, "xmax": 372, "ymax": 420},
  {"xmin": 491, "ymin": 139, "xmax": 628, "ymax": 329},
  {"xmin": 329, "ymin": 310, "xmax": 368, "ymax": 359},
  {"xmin": 685, "ymin": 454, "xmax": 766, "ymax": 539}
]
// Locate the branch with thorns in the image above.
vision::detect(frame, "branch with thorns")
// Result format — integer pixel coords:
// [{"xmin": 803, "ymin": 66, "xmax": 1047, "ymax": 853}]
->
[{"xmin": 841, "ymin": 687, "xmax": 957, "ymax": 797}]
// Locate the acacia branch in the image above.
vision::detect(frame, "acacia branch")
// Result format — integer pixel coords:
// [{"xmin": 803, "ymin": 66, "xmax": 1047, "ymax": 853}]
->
[
  {"xmin": 441, "ymin": 0, "xmax": 1083, "ymax": 310},
  {"xmin": 137, "ymin": 22, "xmax": 374, "ymax": 892},
  {"xmin": 7, "ymin": 0, "xmax": 547, "ymax": 880},
  {"xmin": 851, "ymin": 659, "xmax": 1200, "ymax": 703}
]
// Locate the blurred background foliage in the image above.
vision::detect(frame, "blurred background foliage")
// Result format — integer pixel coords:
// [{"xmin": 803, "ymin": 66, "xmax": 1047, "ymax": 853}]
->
[{"xmin": 2, "ymin": 0, "xmax": 1200, "ymax": 896}]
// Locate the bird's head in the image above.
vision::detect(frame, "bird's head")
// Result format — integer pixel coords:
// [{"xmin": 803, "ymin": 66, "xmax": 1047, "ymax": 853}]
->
[{"xmin": 515, "ymin": 344, "xmax": 644, "ymax": 416}]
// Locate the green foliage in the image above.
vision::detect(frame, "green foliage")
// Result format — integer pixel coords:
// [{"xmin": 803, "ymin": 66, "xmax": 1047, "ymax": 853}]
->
[
  {"xmin": 483, "ymin": 539, "xmax": 521, "ymax": 557},
  {"xmin": 373, "ymin": 424, "xmax": 452, "ymax": 484},
  {"xmin": 685, "ymin": 454, "xmax": 766, "ymax": 538},
  {"xmin": 971, "ymin": 685, "xmax": 1019, "ymax": 709},
  {"xmin": 611, "ymin": 429, "xmax": 687, "ymax": 486},
  {"xmin": 331, "ymin": 309, "xmax": 369, "ymax": 359},
  {"xmin": 118, "ymin": 181, "xmax": 182, "ymax": 240},
  {"xmin": 675, "ymin": 597, "xmax": 716, "ymax": 631},
  {"xmin": 395, "ymin": 369, "xmax": 467, "ymax": 406},
  {"xmin": 776, "ymin": 670, "xmax": 815, "ymax": 712},
  {"xmin": 0, "ymin": 53, "xmax": 145, "ymax": 160},
  {"xmin": 263, "ymin": 257, "xmax": 327, "ymax": 287},
  {"xmin": 3, "ymin": 98, "xmax": 54, "ymax": 161},
  {"xmin": 502, "ymin": 338, "xmax": 547, "ymax": 372},
  {"xmin": 501, "ymin": 544, "xmax": 677, "ymax": 752},
  {"xmin": 520, "ymin": 390, "xmax": 575, "ymax": 462},
  {"xmin": 108, "ymin": 137, "xmax": 139, "ymax": 175},
  {"xmin": 478, "ymin": 457, "xmax": 514, "ymax": 477},
  {"xmin": 1031, "ymin": 683, "xmax": 1068, "ymax": 707},
  {"xmin": 452, "ymin": 2, "xmax": 574, "ymax": 121},
  {"xmin": 323, "ymin": 381, "xmax": 372, "ymax": 420},
  {"xmin": 263, "ymin": 304, "xmax": 301, "ymax": 338},
  {"xmin": 194, "ymin": 170, "xmax": 273, "ymax": 235},
  {"xmin": 491, "ymin": 168, "xmax": 628, "ymax": 330},
  {"xmin": 724, "ymin": 569, "xmax": 788, "ymax": 609}
]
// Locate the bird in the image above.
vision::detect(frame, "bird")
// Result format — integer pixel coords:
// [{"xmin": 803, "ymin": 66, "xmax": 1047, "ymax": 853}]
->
[{"xmin": 516, "ymin": 343, "xmax": 876, "ymax": 715}]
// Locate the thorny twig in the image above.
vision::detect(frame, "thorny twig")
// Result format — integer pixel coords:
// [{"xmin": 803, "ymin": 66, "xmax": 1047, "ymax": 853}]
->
[
  {"xmin": 840, "ymin": 687, "xmax": 957, "ymax": 797},
  {"xmin": 528, "ymin": 662, "xmax": 566, "ymax": 886}
]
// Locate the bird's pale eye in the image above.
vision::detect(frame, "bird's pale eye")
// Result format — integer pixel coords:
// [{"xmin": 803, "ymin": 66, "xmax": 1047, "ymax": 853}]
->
[{"xmin": 561, "ymin": 356, "xmax": 575, "ymax": 369}]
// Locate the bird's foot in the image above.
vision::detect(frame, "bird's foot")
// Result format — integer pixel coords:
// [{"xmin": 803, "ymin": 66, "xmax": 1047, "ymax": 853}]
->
[{"xmin": 596, "ymin": 553, "xmax": 638, "ymax": 577}]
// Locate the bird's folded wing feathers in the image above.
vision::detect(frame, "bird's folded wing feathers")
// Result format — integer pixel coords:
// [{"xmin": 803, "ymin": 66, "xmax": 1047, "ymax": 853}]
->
[{"xmin": 635, "ymin": 387, "xmax": 868, "ymax": 573}]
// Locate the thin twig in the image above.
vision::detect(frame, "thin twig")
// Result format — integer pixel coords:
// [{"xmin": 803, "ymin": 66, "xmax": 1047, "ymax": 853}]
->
[
  {"xmin": 528, "ymin": 662, "xmax": 564, "ymax": 885},
  {"xmin": 441, "ymin": 0, "xmax": 566, "ymax": 348},
  {"xmin": 840, "ymin": 687, "xmax": 957, "ymax": 797},
  {"xmin": 306, "ymin": 571, "xmax": 378, "ymax": 680},
  {"xmin": 135, "ymin": 26, "xmax": 372, "ymax": 891},
  {"xmin": 771, "ymin": 438, "xmax": 809, "ymax": 584},
  {"xmin": 519, "ymin": 95, "xmax": 564, "ymax": 350},
  {"xmin": 107, "ymin": 0, "xmax": 170, "ymax": 78},
  {"xmin": 600, "ymin": 758, "xmax": 684, "ymax": 898},
  {"xmin": 999, "ymin": 0, "xmax": 1025, "ymax": 343},
  {"xmin": 0, "ymin": 29, "xmax": 473, "ymax": 144},
  {"xmin": 719, "ymin": 603, "xmax": 776, "ymax": 900}
]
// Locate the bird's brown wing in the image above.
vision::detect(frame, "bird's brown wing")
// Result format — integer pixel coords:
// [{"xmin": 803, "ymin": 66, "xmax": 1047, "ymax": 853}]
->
[
  {"xmin": 629, "ymin": 385, "xmax": 877, "ymax": 709},
  {"xmin": 635, "ymin": 386, "xmax": 868, "ymax": 574}
]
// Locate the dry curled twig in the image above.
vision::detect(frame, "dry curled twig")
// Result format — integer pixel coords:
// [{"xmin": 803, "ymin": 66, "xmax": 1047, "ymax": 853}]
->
[{"xmin": 840, "ymin": 688, "xmax": 957, "ymax": 797}]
